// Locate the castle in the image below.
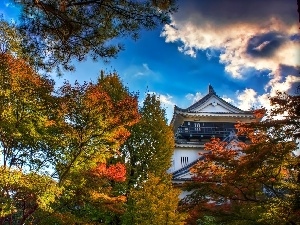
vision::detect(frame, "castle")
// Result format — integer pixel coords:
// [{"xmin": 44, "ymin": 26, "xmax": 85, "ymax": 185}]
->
[{"xmin": 169, "ymin": 85, "xmax": 255, "ymax": 185}]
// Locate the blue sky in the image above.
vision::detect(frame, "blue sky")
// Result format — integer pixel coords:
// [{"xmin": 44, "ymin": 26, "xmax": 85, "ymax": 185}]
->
[{"xmin": 1, "ymin": 0, "xmax": 299, "ymax": 122}]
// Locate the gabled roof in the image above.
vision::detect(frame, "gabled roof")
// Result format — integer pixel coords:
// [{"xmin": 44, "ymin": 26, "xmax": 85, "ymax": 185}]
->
[
  {"xmin": 170, "ymin": 85, "xmax": 254, "ymax": 131},
  {"xmin": 175, "ymin": 85, "xmax": 250, "ymax": 114}
]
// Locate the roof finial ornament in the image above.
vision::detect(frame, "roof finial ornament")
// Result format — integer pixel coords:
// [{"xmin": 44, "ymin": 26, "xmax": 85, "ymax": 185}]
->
[{"xmin": 208, "ymin": 84, "xmax": 216, "ymax": 94}]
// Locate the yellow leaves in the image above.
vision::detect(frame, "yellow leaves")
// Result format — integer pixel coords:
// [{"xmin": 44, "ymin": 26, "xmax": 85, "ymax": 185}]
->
[
  {"xmin": 89, "ymin": 191, "xmax": 126, "ymax": 204},
  {"xmin": 109, "ymin": 127, "xmax": 131, "ymax": 146},
  {"xmin": 124, "ymin": 174, "xmax": 186, "ymax": 225},
  {"xmin": 44, "ymin": 119, "xmax": 56, "ymax": 127},
  {"xmin": 0, "ymin": 166, "xmax": 62, "ymax": 219}
]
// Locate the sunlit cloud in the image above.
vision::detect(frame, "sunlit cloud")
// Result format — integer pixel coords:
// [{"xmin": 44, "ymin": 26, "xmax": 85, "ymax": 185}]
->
[
  {"xmin": 236, "ymin": 88, "xmax": 257, "ymax": 110},
  {"xmin": 162, "ymin": 19, "xmax": 299, "ymax": 79},
  {"xmin": 235, "ymin": 74, "xmax": 300, "ymax": 111},
  {"xmin": 161, "ymin": 0, "xmax": 299, "ymax": 97}
]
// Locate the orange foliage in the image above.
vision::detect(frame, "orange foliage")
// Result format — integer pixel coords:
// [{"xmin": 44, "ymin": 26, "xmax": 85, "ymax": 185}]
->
[
  {"xmin": 1, "ymin": 53, "xmax": 53, "ymax": 92},
  {"xmin": 91, "ymin": 162, "xmax": 126, "ymax": 182}
]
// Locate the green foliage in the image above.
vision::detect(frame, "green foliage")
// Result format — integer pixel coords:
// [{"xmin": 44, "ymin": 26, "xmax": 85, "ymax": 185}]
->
[
  {"xmin": 0, "ymin": 52, "xmax": 55, "ymax": 171},
  {"xmin": 0, "ymin": 166, "xmax": 61, "ymax": 224},
  {"xmin": 40, "ymin": 170, "xmax": 124, "ymax": 224},
  {"xmin": 197, "ymin": 216, "xmax": 218, "ymax": 225},
  {"xmin": 120, "ymin": 94, "xmax": 183, "ymax": 225},
  {"xmin": 12, "ymin": 0, "xmax": 176, "ymax": 73},
  {"xmin": 122, "ymin": 93, "xmax": 175, "ymax": 187},
  {"xmin": 122, "ymin": 174, "xmax": 186, "ymax": 225},
  {"xmin": 0, "ymin": 50, "xmax": 140, "ymax": 224},
  {"xmin": 0, "ymin": 23, "xmax": 183, "ymax": 224}
]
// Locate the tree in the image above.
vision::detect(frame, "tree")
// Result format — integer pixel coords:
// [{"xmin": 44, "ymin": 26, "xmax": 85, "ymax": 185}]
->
[
  {"xmin": 37, "ymin": 162, "xmax": 127, "ymax": 225},
  {"xmin": 35, "ymin": 73, "xmax": 140, "ymax": 224},
  {"xmin": 120, "ymin": 94, "xmax": 185, "ymax": 224},
  {"xmin": 0, "ymin": 22, "xmax": 64, "ymax": 223},
  {"xmin": 182, "ymin": 93, "xmax": 300, "ymax": 225},
  {"xmin": 122, "ymin": 174, "xmax": 186, "ymax": 225},
  {"xmin": 0, "ymin": 167, "xmax": 61, "ymax": 224},
  {"xmin": 0, "ymin": 47, "xmax": 140, "ymax": 223},
  {"xmin": 0, "ymin": 52, "xmax": 62, "ymax": 224},
  {"xmin": 51, "ymin": 72, "xmax": 140, "ymax": 184},
  {"xmin": 0, "ymin": 19, "xmax": 23, "ymax": 55},
  {"xmin": 121, "ymin": 93, "xmax": 175, "ymax": 188},
  {"xmin": 12, "ymin": 0, "xmax": 177, "ymax": 73},
  {"xmin": 0, "ymin": 52, "xmax": 55, "ymax": 172}
]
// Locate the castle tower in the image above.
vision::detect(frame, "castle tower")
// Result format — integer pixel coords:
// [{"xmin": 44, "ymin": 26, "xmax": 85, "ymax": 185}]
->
[{"xmin": 169, "ymin": 85, "xmax": 255, "ymax": 184}]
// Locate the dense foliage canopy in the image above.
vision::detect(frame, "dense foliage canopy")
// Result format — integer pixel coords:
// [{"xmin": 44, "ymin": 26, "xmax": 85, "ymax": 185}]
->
[
  {"xmin": 0, "ymin": 28, "xmax": 182, "ymax": 222},
  {"xmin": 0, "ymin": 48, "xmax": 142, "ymax": 223},
  {"xmin": 120, "ymin": 94, "xmax": 185, "ymax": 224}
]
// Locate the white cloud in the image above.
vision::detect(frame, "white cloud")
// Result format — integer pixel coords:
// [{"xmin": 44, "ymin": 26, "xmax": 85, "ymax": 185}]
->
[
  {"xmin": 5, "ymin": 2, "xmax": 13, "ymax": 7},
  {"xmin": 221, "ymin": 95, "xmax": 235, "ymax": 104},
  {"xmin": 123, "ymin": 63, "xmax": 155, "ymax": 77},
  {"xmin": 185, "ymin": 92, "xmax": 203, "ymax": 103},
  {"xmin": 162, "ymin": 19, "xmax": 299, "ymax": 80},
  {"xmin": 135, "ymin": 63, "xmax": 152, "ymax": 76},
  {"xmin": 235, "ymin": 75, "xmax": 300, "ymax": 111},
  {"xmin": 236, "ymin": 88, "xmax": 258, "ymax": 110},
  {"xmin": 268, "ymin": 75, "xmax": 300, "ymax": 96},
  {"xmin": 161, "ymin": 1, "xmax": 299, "ymax": 96},
  {"xmin": 142, "ymin": 63, "xmax": 150, "ymax": 71},
  {"xmin": 158, "ymin": 94, "xmax": 175, "ymax": 107}
]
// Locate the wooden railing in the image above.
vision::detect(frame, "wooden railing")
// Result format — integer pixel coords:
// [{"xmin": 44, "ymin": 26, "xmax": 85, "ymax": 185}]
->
[{"xmin": 177, "ymin": 126, "xmax": 235, "ymax": 135}]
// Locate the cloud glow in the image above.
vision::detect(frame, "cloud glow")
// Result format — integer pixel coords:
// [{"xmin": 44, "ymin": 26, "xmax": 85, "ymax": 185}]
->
[{"xmin": 161, "ymin": 0, "xmax": 299, "ymax": 112}]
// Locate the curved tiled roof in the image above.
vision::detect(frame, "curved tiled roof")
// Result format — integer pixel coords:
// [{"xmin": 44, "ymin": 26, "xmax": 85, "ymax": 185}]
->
[{"xmin": 175, "ymin": 85, "xmax": 251, "ymax": 114}]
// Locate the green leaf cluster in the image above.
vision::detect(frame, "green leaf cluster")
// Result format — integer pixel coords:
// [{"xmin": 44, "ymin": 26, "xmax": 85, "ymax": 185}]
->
[
  {"xmin": 122, "ymin": 174, "xmax": 186, "ymax": 225},
  {"xmin": 120, "ymin": 94, "xmax": 185, "ymax": 225}
]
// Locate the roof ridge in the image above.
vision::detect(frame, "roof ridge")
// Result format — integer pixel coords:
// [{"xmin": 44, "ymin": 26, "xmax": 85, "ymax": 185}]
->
[{"xmin": 175, "ymin": 85, "xmax": 250, "ymax": 113}]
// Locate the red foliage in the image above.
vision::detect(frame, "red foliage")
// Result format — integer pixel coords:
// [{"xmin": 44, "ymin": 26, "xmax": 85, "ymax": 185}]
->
[{"xmin": 91, "ymin": 162, "xmax": 126, "ymax": 182}]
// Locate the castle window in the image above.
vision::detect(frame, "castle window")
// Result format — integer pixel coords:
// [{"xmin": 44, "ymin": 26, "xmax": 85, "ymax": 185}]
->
[
  {"xmin": 181, "ymin": 156, "xmax": 189, "ymax": 167},
  {"xmin": 194, "ymin": 122, "xmax": 201, "ymax": 131}
]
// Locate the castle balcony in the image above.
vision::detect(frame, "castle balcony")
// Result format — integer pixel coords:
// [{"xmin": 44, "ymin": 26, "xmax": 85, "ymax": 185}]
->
[{"xmin": 176, "ymin": 126, "xmax": 236, "ymax": 139}]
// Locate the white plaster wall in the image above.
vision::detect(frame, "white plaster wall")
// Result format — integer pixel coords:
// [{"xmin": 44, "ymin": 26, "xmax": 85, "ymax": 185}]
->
[
  {"xmin": 179, "ymin": 190, "xmax": 194, "ymax": 199},
  {"xmin": 170, "ymin": 147, "xmax": 207, "ymax": 172}
]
